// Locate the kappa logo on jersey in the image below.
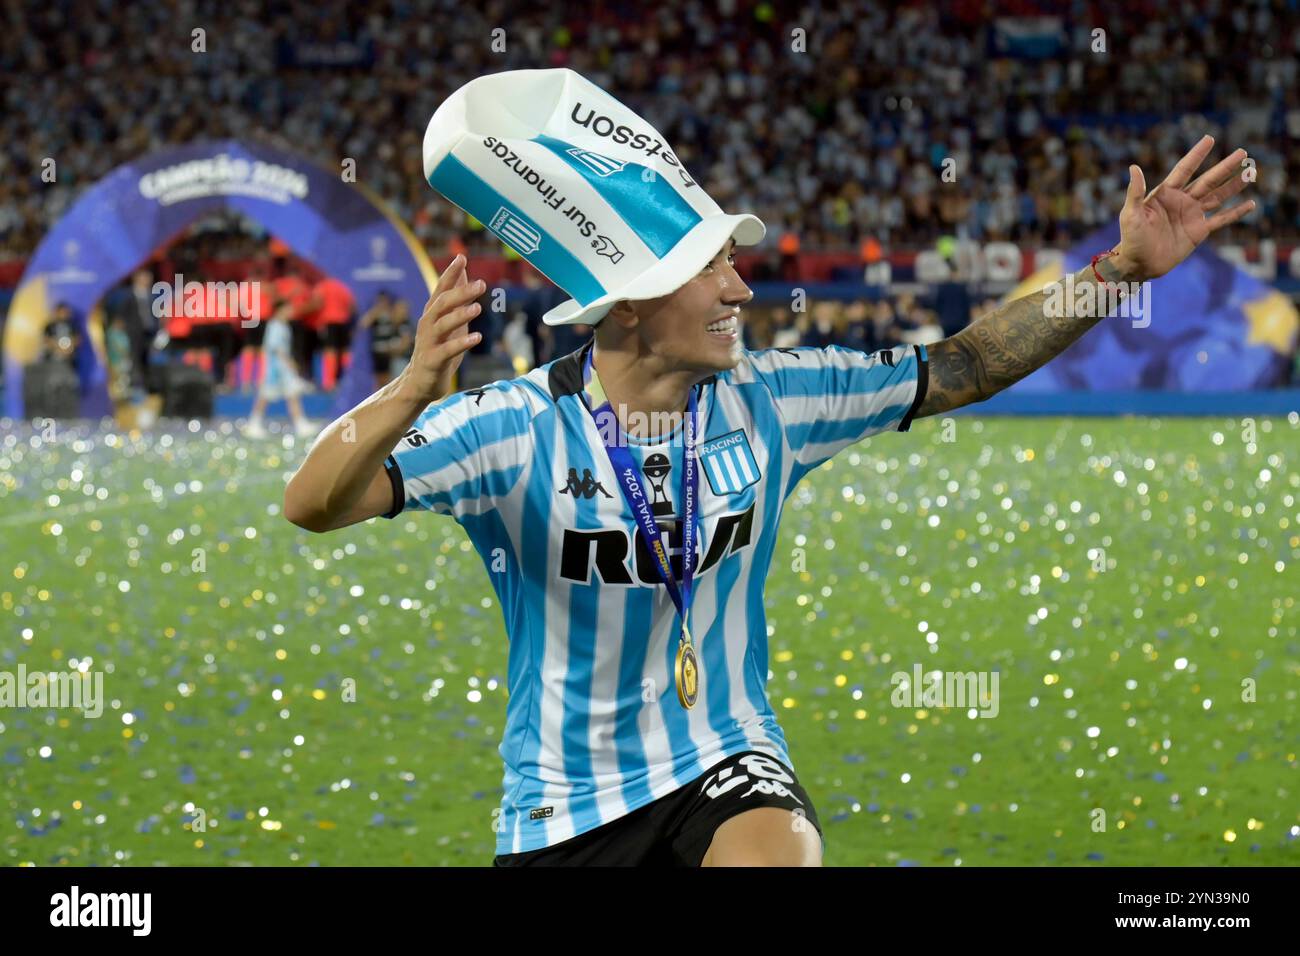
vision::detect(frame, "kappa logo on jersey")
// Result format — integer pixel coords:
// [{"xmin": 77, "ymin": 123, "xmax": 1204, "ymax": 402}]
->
[
  {"xmin": 489, "ymin": 207, "xmax": 542, "ymax": 255},
  {"xmin": 402, "ymin": 427, "xmax": 428, "ymax": 448},
  {"xmin": 877, "ymin": 348, "xmax": 896, "ymax": 367},
  {"xmin": 559, "ymin": 468, "xmax": 613, "ymax": 499},
  {"xmin": 466, "ymin": 387, "xmax": 488, "ymax": 405},
  {"xmin": 698, "ymin": 430, "xmax": 761, "ymax": 496},
  {"xmin": 700, "ymin": 754, "xmax": 804, "ymax": 805},
  {"xmin": 559, "ymin": 506, "xmax": 754, "ymax": 585}
]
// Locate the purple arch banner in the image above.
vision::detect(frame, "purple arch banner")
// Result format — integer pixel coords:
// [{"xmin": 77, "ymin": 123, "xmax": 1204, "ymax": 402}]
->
[{"xmin": 4, "ymin": 139, "xmax": 435, "ymax": 418}]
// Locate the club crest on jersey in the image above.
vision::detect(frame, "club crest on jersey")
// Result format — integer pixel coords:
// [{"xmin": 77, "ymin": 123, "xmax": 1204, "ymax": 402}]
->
[{"xmin": 698, "ymin": 430, "xmax": 760, "ymax": 496}]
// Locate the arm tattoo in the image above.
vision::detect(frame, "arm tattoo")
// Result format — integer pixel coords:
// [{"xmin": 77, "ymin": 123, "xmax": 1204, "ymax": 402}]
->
[{"xmin": 916, "ymin": 263, "xmax": 1126, "ymax": 419}]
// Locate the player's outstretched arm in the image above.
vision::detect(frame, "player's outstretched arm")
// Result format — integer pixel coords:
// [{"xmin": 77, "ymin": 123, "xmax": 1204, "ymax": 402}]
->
[
  {"xmin": 915, "ymin": 135, "xmax": 1257, "ymax": 419},
  {"xmin": 283, "ymin": 254, "xmax": 484, "ymax": 532}
]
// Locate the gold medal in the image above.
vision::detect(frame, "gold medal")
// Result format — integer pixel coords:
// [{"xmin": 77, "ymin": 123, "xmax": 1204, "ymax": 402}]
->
[{"xmin": 674, "ymin": 622, "xmax": 699, "ymax": 709}]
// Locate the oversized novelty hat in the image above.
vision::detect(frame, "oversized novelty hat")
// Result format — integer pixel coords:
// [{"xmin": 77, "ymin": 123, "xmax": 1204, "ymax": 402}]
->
[{"xmin": 423, "ymin": 68, "xmax": 765, "ymax": 326}]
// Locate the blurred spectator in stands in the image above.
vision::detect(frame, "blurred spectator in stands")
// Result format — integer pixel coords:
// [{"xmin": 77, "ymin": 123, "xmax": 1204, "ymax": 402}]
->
[
  {"xmin": 895, "ymin": 292, "xmax": 944, "ymax": 346},
  {"xmin": 466, "ymin": 283, "xmax": 500, "ymax": 361},
  {"xmin": 772, "ymin": 311, "xmax": 806, "ymax": 349},
  {"xmin": 42, "ymin": 302, "xmax": 80, "ymax": 364},
  {"xmin": 778, "ymin": 231, "xmax": 800, "ymax": 282},
  {"xmin": 744, "ymin": 308, "xmax": 774, "ymax": 350},
  {"xmin": 501, "ymin": 305, "xmax": 534, "ymax": 373},
  {"xmin": 517, "ymin": 264, "xmax": 571, "ymax": 364},
  {"xmin": 803, "ymin": 301, "xmax": 838, "ymax": 349},
  {"xmin": 837, "ymin": 301, "xmax": 872, "ymax": 352},
  {"xmin": 1, "ymin": 0, "xmax": 1288, "ymax": 266},
  {"xmin": 865, "ymin": 299, "xmax": 901, "ymax": 353},
  {"xmin": 861, "ymin": 236, "xmax": 890, "ymax": 286},
  {"xmin": 933, "ymin": 255, "xmax": 973, "ymax": 337}
]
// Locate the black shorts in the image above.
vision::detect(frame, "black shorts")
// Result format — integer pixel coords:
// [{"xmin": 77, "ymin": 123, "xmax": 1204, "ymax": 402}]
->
[
  {"xmin": 242, "ymin": 318, "xmax": 267, "ymax": 348},
  {"xmin": 492, "ymin": 750, "xmax": 822, "ymax": 867},
  {"xmin": 321, "ymin": 322, "xmax": 351, "ymax": 351}
]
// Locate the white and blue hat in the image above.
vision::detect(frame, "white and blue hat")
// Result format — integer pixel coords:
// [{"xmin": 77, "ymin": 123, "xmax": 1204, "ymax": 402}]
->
[{"xmin": 423, "ymin": 68, "xmax": 765, "ymax": 326}]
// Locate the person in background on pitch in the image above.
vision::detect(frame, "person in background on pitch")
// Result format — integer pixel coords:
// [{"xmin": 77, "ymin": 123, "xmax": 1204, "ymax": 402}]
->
[
  {"xmin": 105, "ymin": 314, "xmax": 137, "ymax": 403},
  {"xmin": 388, "ymin": 299, "xmax": 416, "ymax": 379},
  {"xmin": 361, "ymin": 292, "xmax": 411, "ymax": 389},
  {"xmin": 269, "ymin": 250, "xmax": 317, "ymax": 386},
  {"xmin": 306, "ymin": 272, "xmax": 356, "ymax": 391},
  {"xmin": 42, "ymin": 302, "xmax": 80, "ymax": 365},
  {"xmin": 245, "ymin": 299, "xmax": 316, "ymax": 438}
]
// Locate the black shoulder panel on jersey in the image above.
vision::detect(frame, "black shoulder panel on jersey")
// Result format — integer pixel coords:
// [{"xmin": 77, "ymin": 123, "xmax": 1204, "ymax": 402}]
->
[
  {"xmin": 547, "ymin": 338, "xmax": 594, "ymax": 399},
  {"xmin": 897, "ymin": 343, "xmax": 929, "ymax": 433},
  {"xmin": 381, "ymin": 454, "xmax": 404, "ymax": 519}
]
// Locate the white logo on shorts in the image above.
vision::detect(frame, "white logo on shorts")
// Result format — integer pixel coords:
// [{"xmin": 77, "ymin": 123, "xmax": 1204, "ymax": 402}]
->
[{"xmin": 700, "ymin": 754, "xmax": 803, "ymax": 805}]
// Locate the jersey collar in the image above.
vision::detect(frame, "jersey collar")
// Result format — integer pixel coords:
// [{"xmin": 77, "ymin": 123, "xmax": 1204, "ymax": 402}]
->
[{"xmin": 546, "ymin": 338, "xmax": 718, "ymax": 402}]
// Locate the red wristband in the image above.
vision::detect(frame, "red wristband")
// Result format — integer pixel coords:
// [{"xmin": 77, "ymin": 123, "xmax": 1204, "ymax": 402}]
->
[{"xmin": 1091, "ymin": 250, "xmax": 1116, "ymax": 283}]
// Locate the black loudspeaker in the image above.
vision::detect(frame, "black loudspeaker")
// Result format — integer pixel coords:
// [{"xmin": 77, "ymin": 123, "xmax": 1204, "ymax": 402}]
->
[
  {"xmin": 160, "ymin": 363, "xmax": 214, "ymax": 418},
  {"xmin": 23, "ymin": 360, "xmax": 81, "ymax": 419}
]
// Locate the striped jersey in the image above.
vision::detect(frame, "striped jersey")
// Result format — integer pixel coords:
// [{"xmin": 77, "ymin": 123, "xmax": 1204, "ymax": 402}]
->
[{"xmin": 382, "ymin": 340, "xmax": 929, "ymax": 855}]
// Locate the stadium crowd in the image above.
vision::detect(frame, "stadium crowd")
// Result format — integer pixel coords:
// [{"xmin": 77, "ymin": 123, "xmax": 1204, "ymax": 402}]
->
[
  {"xmin": 5, "ymin": 0, "xmax": 1299, "ymax": 399},
  {"xmin": 2, "ymin": 0, "xmax": 1298, "ymax": 267},
  {"xmin": 79, "ymin": 217, "xmax": 980, "ymax": 396}
]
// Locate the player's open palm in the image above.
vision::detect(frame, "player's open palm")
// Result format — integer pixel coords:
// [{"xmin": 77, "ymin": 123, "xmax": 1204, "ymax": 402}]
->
[
  {"xmin": 1118, "ymin": 135, "xmax": 1257, "ymax": 281},
  {"xmin": 406, "ymin": 253, "xmax": 484, "ymax": 400}
]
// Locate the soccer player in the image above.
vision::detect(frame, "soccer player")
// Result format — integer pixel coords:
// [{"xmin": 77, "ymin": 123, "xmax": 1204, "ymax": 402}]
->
[{"xmin": 284, "ymin": 134, "xmax": 1253, "ymax": 866}]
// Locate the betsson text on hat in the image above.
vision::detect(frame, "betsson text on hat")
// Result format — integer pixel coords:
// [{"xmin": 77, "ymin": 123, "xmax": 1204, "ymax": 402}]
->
[{"xmin": 422, "ymin": 68, "xmax": 765, "ymax": 326}]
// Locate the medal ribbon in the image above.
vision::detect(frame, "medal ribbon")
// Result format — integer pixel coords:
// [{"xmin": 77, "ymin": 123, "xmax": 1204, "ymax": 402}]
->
[{"xmin": 582, "ymin": 347, "xmax": 698, "ymax": 637}]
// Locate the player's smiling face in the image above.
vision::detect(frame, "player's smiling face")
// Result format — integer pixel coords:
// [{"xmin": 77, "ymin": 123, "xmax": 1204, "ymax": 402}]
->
[{"xmin": 617, "ymin": 238, "xmax": 752, "ymax": 374}]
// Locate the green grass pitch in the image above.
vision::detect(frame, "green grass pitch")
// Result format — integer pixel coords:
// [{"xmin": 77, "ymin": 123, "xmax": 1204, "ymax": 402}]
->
[{"xmin": 2, "ymin": 414, "xmax": 1296, "ymax": 866}]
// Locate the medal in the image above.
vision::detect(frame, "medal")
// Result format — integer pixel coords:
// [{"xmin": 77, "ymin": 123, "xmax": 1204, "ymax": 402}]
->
[
  {"xmin": 675, "ymin": 622, "xmax": 699, "ymax": 709},
  {"xmin": 583, "ymin": 345, "xmax": 703, "ymax": 710}
]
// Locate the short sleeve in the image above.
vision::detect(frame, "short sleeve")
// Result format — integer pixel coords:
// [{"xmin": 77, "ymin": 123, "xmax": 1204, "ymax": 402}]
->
[
  {"xmin": 736, "ymin": 343, "xmax": 928, "ymax": 470},
  {"xmin": 381, "ymin": 382, "xmax": 535, "ymax": 520}
]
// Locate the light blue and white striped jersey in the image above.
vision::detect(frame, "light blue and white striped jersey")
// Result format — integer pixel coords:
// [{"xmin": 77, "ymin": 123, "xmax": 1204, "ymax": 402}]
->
[{"xmin": 383, "ymin": 340, "xmax": 928, "ymax": 855}]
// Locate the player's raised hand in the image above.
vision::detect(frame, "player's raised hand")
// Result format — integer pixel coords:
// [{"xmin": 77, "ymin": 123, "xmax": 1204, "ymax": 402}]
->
[
  {"xmin": 403, "ymin": 253, "xmax": 484, "ymax": 401},
  {"xmin": 1113, "ymin": 135, "xmax": 1257, "ymax": 282}
]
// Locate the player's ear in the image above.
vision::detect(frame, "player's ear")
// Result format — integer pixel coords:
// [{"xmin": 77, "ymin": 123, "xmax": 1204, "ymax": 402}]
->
[{"xmin": 607, "ymin": 300, "xmax": 638, "ymax": 331}]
